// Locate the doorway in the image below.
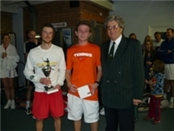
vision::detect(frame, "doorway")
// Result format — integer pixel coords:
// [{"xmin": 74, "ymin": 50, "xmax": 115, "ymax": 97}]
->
[{"xmin": 89, "ymin": 21, "xmax": 103, "ymax": 46}]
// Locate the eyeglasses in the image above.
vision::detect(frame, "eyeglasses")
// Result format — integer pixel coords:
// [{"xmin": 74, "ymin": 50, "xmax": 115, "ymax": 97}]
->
[{"xmin": 106, "ymin": 25, "xmax": 119, "ymax": 30}]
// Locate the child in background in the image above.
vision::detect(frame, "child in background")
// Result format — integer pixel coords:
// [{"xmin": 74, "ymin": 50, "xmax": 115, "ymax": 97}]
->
[{"xmin": 144, "ymin": 59, "xmax": 165, "ymax": 124}]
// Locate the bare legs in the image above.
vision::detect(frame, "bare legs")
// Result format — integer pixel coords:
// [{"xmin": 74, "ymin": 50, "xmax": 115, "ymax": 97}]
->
[
  {"xmin": 90, "ymin": 121, "xmax": 98, "ymax": 131},
  {"xmin": 36, "ymin": 119, "xmax": 43, "ymax": 131},
  {"xmin": 2, "ymin": 78, "xmax": 15, "ymax": 100},
  {"xmin": 74, "ymin": 120, "xmax": 98, "ymax": 131},
  {"xmin": 164, "ymin": 79, "xmax": 174, "ymax": 108},
  {"xmin": 2, "ymin": 78, "xmax": 15, "ymax": 109},
  {"xmin": 26, "ymin": 84, "xmax": 34, "ymax": 110},
  {"xmin": 74, "ymin": 120, "xmax": 81, "ymax": 131},
  {"xmin": 54, "ymin": 117, "xmax": 61, "ymax": 131},
  {"xmin": 36, "ymin": 117, "xmax": 61, "ymax": 131}
]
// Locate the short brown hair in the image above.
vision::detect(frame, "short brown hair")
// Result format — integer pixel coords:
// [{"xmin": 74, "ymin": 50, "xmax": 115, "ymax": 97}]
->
[
  {"xmin": 167, "ymin": 28, "xmax": 174, "ymax": 33},
  {"xmin": 2, "ymin": 33, "xmax": 10, "ymax": 39},
  {"xmin": 153, "ymin": 59, "xmax": 165, "ymax": 74},
  {"xmin": 75, "ymin": 20, "xmax": 92, "ymax": 32},
  {"xmin": 41, "ymin": 23, "xmax": 55, "ymax": 35}
]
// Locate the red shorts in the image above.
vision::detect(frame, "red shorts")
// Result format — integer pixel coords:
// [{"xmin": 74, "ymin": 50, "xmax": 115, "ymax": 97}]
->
[{"xmin": 32, "ymin": 90, "xmax": 64, "ymax": 119}]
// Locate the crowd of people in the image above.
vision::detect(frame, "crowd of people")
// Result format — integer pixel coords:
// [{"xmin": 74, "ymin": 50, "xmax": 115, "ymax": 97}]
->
[{"xmin": 1, "ymin": 15, "xmax": 174, "ymax": 131}]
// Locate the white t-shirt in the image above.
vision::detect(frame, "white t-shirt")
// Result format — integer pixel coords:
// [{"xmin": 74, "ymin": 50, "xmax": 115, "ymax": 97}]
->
[{"xmin": 153, "ymin": 39, "xmax": 164, "ymax": 48}]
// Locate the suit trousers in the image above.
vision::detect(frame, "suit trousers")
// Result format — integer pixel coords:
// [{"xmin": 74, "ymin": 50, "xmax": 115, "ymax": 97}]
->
[{"xmin": 104, "ymin": 106, "xmax": 135, "ymax": 131}]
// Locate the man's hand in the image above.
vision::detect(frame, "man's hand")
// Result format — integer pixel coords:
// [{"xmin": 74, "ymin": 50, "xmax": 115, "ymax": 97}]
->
[
  {"xmin": 146, "ymin": 61, "xmax": 152, "ymax": 65},
  {"xmin": 167, "ymin": 50, "xmax": 172, "ymax": 53},
  {"xmin": 133, "ymin": 99, "xmax": 142, "ymax": 106},
  {"xmin": 67, "ymin": 83, "xmax": 77, "ymax": 93},
  {"xmin": 2, "ymin": 52, "xmax": 7, "ymax": 58},
  {"xmin": 54, "ymin": 84, "xmax": 61, "ymax": 90},
  {"xmin": 40, "ymin": 78, "xmax": 51, "ymax": 86},
  {"xmin": 89, "ymin": 83, "xmax": 98, "ymax": 95}
]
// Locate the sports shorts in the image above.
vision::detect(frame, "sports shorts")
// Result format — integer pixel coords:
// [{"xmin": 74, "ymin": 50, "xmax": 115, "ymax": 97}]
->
[
  {"xmin": 67, "ymin": 93, "xmax": 99, "ymax": 123},
  {"xmin": 32, "ymin": 90, "xmax": 64, "ymax": 119}
]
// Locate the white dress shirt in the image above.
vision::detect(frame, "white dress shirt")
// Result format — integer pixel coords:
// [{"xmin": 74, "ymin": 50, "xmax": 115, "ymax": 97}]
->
[{"xmin": 108, "ymin": 35, "xmax": 122, "ymax": 56}]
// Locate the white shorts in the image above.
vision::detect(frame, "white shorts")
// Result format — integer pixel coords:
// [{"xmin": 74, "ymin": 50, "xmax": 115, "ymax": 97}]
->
[
  {"xmin": 0, "ymin": 69, "xmax": 18, "ymax": 78},
  {"xmin": 67, "ymin": 94, "xmax": 99, "ymax": 123},
  {"xmin": 164, "ymin": 64, "xmax": 174, "ymax": 80}
]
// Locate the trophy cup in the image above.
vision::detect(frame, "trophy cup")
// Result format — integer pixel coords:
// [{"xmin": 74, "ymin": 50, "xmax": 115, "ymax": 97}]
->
[{"xmin": 42, "ymin": 65, "xmax": 58, "ymax": 94}]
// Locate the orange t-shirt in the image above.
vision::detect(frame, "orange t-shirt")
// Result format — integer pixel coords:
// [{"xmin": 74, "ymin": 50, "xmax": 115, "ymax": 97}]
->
[{"xmin": 66, "ymin": 43, "xmax": 101, "ymax": 100}]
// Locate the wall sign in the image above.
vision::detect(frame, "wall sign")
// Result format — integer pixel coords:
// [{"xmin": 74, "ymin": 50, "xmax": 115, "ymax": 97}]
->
[{"xmin": 51, "ymin": 22, "xmax": 67, "ymax": 28}]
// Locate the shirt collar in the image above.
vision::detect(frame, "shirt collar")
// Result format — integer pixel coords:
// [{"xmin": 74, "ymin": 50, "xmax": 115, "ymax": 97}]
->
[{"xmin": 110, "ymin": 35, "xmax": 122, "ymax": 46}]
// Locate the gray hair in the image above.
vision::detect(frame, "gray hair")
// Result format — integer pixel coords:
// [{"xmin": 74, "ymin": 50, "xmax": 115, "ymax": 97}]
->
[{"xmin": 104, "ymin": 15, "xmax": 125, "ymax": 29}]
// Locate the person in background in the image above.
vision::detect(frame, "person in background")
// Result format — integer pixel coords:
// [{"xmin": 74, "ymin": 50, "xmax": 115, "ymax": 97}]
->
[
  {"xmin": 129, "ymin": 33, "xmax": 137, "ymax": 39},
  {"xmin": 143, "ymin": 35, "xmax": 152, "ymax": 42},
  {"xmin": 153, "ymin": 32, "xmax": 164, "ymax": 51},
  {"xmin": 142, "ymin": 35, "xmax": 153, "ymax": 52},
  {"xmin": 24, "ymin": 30, "xmax": 39, "ymax": 115},
  {"xmin": 0, "ymin": 34, "xmax": 20, "ymax": 109},
  {"xmin": 24, "ymin": 23, "xmax": 66, "ymax": 131},
  {"xmin": 143, "ymin": 40, "xmax": 157, "ymax": 93},
  {"xmin": 100, "ymin": 15, "xmax": 144, "ymax": 131},
  {"xmin": 66, "ymin": 20, "xmax": 102, "ymax": 131},
  {"xmin": 157, "ymin": 28, "xmax": 174, "ymax": 108},
  {"xmin": 144, "ymin": 59, "xmax": 164, "ymax": 124}
]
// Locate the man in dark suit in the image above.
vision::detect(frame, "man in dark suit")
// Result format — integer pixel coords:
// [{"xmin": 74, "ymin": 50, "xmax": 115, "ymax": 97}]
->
[{"xmin": 100, "ymin": 15, "xmax": 144, "ymax": 131}]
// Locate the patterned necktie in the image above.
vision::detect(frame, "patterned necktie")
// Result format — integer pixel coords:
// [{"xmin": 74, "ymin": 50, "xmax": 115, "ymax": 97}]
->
[{"xmin": 108, "ymin": 42, "xmax": 116, "ymax": 62}]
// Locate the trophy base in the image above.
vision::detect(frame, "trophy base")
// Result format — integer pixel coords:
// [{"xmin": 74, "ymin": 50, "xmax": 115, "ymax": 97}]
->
[{"xmin": 44, "ymin": 86, "xmax": 59, "ymax": 94}]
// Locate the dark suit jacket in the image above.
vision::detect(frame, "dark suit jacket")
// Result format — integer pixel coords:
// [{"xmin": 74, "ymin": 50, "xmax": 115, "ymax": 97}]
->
[{"xmin": 100, "ymin": 36, "xmax": 144, "ymax": 109}]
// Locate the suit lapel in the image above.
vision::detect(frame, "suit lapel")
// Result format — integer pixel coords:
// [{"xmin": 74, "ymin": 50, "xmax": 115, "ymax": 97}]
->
[
  {"xmin": 111, "ymin": 36, "xmax": 128, "ymax": 65},
  {"xmin": 103, "ymin": 41, "xmax": 111, "ymax": 67}
]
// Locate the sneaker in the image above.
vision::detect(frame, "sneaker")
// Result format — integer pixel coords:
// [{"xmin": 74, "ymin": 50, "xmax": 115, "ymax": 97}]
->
[
  {"xmin": 99, "ymin": 108, "xmax": 105, "ymax": 115},
  {"xmin": 152, "ymin": 120, "xmax": 160, "ymax": 124},
  {"xmin": 11, "ymin": 100, "xmax": 16, "ymax": 109},
  {"xmin": 4, "ymin": 101, "xmax": 11, "ymax": 109},
  {"xmin": 25, "ymin": 108, "xmax": 32, "ymax": 115},
  {"xmin": 169, "ymin": 102, "xmax": 174, "ymax": 108},
  {"xmin": 144, "ymin": 116, "xmax": 154, "ymax": 120}
]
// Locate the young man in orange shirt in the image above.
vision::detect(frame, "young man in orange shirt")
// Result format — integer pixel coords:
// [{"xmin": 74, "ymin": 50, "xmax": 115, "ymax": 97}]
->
[{"xmin": 66, "ymin": 20, "xmax": 102, "ymax": 131}]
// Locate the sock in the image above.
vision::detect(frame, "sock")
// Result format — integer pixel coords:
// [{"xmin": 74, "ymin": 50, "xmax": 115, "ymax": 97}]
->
[
  {"xmin": 170, "ymin": 97, "xmax": 174, "ymax": 103},
  {"xmin": 7, "ymin": 100, "xmax": 11, "ymax": 104},
  {"xmin": 26, "ymin": 101, "xmax": 30, "ymax": 109},
  {"xmin": 148, "ymin": 97, "xmax": 150, "ymax": 104},
  {"xmin": 164, "ymin": 93, "xmax": 167, "ymax": 99}
]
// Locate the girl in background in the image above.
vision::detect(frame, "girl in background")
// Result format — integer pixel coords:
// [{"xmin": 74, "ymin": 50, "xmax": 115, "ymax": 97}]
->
[
  {"xmin": 144, "ymin": 59, "xmax": 164, "ymax": 124},
  {"xmin": 143, "ymin": 40, "xmax": 157, "ymax": 93},
  {"xmin": 0, "ymin": 34, "xmax": 20, "ymax": 109}
]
